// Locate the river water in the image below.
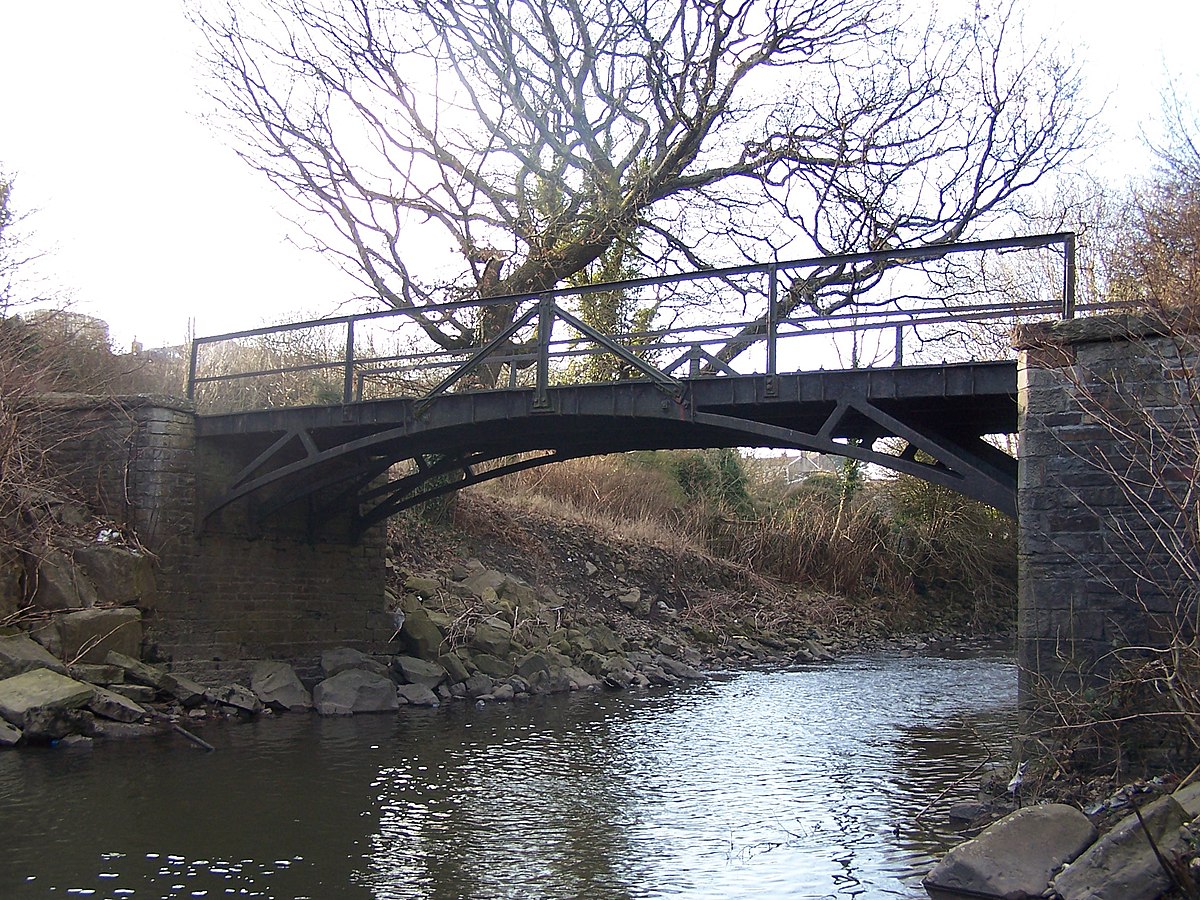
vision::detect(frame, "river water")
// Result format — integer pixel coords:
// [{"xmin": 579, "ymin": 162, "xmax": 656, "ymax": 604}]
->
[{"xmin": 0, "ymin": 652, "xmax": 1015, "ymax": 899}]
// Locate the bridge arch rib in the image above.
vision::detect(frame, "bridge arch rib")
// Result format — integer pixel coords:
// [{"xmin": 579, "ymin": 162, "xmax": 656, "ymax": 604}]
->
[{"xmin": 195, "ymin": 363, "xmax": 1017, "ymax": 539}]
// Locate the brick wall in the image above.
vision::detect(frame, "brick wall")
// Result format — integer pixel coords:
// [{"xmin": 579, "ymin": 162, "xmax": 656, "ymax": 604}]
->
[
  {"xmin": 49, "ymin": 396, "xmax": 392, "ymax": 683},
  {"xmin": 1016, "ymin": 317, "xmax": 1200, "ymax": 707}
]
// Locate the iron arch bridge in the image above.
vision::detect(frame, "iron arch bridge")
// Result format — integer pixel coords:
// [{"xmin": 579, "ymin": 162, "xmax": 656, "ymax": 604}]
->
[{"xmin": 187, "ymin": 233, "xmax": 1091, "ymax": 539}]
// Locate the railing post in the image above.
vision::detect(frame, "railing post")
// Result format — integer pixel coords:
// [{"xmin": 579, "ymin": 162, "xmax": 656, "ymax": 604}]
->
[
  {"xmin": 186, "ymin": 340, "xmax": 200, "ymax": 401},
  {"xmin": 893, "ymin": 324, "xmax": 903, "ymax": 367},
  {"xmin": 342, "ymin": 319, "xmax": 356, "ymax": 404},
  {"xmin": 765, "ymin": 265, "xmax": 779, "ymax": 397},
  {"xmin": 534, "ymin": 295, "xmax": 554, "ymax": 409},
  {"xmin": 1062, "ymin": 232, "xmax": 1077, "ymax": 320},
  {"xmin": 767, "ymin": 265, "xmax": 779, "ymax": 376}
]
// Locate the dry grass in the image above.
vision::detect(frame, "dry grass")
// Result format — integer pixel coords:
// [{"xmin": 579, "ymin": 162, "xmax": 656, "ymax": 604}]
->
[{"xmin": 472, "ymin": 452, "xmax": 1017, "ymax": 629}]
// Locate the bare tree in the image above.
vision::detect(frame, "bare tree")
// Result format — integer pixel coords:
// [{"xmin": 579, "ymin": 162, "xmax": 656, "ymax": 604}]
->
[
  {"xmin": 193, "ymin": 0, "xmax": 1089, "ymax": 364},
  {"xmin": 0, "ymin": 171, "xmax": 34, "ymax": 313}
]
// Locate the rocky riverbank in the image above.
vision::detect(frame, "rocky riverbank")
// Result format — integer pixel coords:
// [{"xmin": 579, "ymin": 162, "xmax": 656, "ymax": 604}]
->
[
  {"xmin": 925, "ymin": 780, "xmax": 1200, "ymax": 900},
  {"xmin": 0, "ymin": 549, "xmax": 835, "ymax": 748}
]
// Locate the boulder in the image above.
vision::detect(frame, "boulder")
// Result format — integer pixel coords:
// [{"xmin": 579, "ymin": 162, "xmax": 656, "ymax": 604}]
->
[
  {"xmin": 1053, "ymin": 794, "xmax": 1187, "ymax": 900},
  {"xmin": 923, "ymin": 804, "xmax": 1096, "ymax": 900},
  {"xmin": 471, "ymin": 619, "xmax": 512, "ymax": 658},
  {"xmin": 250, "ymin": 661, "xmax": 312, "ymax": 711},
  {"xmin": 399, "ymin": 609, "xmax": 445, "ymax": 660},
  {"xmin": 491, "ymin": 683, "xmax": 515, "ymax": 702},
  {"xmin": 460, "ymin": 568, "xmax": 506, "ymax": 599},
  {"xmin": 391, "ymin": 656, "xmax": 447, "ymax": 689},
  {"xmin": 87, "ymin": 686, "xmax": 146, "ymax": 723},
  {"xmin": 216, "ymin": 683, "xmax": 264, "ymax": 714},
  {"xmin": 0, "ymin": 717, "xmax": 22, "ymax": 746},
  {"xmin": 657, "ymin": 655, "xmax": 703, "ymax": 680},
  {"xmin": 515, "ymin": 649, "xmax": 569, "ymax": 679},
  {"xmin": 32, "ymin": 551, "xmax": 98, "ymax": 610},
  {"xmin": 562, "ymin": 666, "xmax": 602, "ymax": 691},
  {"xmin": 72, "ymin": 545, "xmax": 157, "ymax": 608},
  {"xmin": 396, "ymin": 683, "xmax": 440, "ymax": 707},
  {"xmin": 462, "ymin": 673, "xmax": 494, "ymax": 699},
  {"xmin": 437, "ymin": 653, "xmax": 471, "ymax": 684},
  {"xmin": 472, "ymin": 653, "xmax": 515, "ymax": 679},
  {"xmin": 105, "ymin": 651, "xmax": 167, "ymax": 688},
  {"xmin": 656, "ymin": 636, "xmax": 683, "ymax": 658},
  {"xmin": 403, "ymin": 575, "xmax": 441, "ymax": 599},
  {"xmin": 321, "ymin": 646, "xmax": 390, "ymax": 678},
  {"xmin": 1175, "ymin": 782, "xmax": 1200, "ymax": 818},
  {"xmin": 640, "ymin": 664, "xmax": 676, "ymax": 686},
  {"xmin": 53, "ymin": 607, "xmax": 142, "ymax": 664},
  {"xmin": 617, "ymin": 587, "xmax": 641, "ymax": 611},
  {"xmin": 527, "ymin": 666, "xmax": 574, "ymax": 694},
  {"xmin": 0, "ymin": 633, "xmax": 67, "ymax": 678},
  {"xmin": 498, "ymin": 575, "xmax": 537, "ymax": 608},
  {"xmin": 23, "ymin": 707, "xmax": 93, "ymax": 742},
  {"xmin": 313, "ymin": 670, "xmax": 399, "ymax": 715},
  {"xmin": 0, "ymin": 668, "xmax": 95, "ymax": 727}
]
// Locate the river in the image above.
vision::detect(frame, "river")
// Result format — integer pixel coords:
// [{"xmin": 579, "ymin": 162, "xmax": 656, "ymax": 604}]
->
[{"xmin": 0, "ymin": 651, "xmax": 1015, "ymax": 899}]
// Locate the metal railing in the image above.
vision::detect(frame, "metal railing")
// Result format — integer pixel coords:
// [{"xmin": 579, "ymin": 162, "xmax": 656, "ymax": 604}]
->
[{"xmin": 187, "ymin": 232, "xmax": 1088, "ymax": 413}]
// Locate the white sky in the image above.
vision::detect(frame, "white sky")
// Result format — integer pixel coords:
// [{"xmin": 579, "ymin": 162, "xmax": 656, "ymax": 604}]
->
[{"xmin": 0, "ymin": 0, "xmax": 1198, "ymax": 351}]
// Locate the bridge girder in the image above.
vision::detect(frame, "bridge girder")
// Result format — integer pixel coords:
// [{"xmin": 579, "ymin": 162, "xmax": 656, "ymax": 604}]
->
[{"xmin": 195, "ymin": 362, "xmax": 1018, "ymax": 539}]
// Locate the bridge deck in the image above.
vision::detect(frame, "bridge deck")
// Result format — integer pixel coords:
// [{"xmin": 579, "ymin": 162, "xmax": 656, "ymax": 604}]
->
[{"xmin": 194, "ymin": 362, "xmax": 1019, "ymax": 536}]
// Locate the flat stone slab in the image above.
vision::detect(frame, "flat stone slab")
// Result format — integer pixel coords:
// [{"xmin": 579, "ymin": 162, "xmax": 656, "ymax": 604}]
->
[
  {"xmin": 1054, "ymin": 794, "xmax": 1187, "ymax": 900},
  {"xmin": 0, "ymin": 669, "xmax": 96, "ymax": 726},
  {"xmin": 105, "ymin": 651, "xmax": 166, "ymax": 688},
  {"xmin": 0, "ymin": 633, "xmax": 67, "ymax": 678},
  {"xmin": 160, "ymin": 672, "xmax": 208, "ymax": 707},
  {"xmin": 87, "ymin": 686, "xmax": 146, "ymax": 723},
  {"xmin": 924, "ymin": 803, "xmax": 1096, "ymax": 900},
  {"xmin": 68, "ymin": 663, "xmax": 124, "ymax": 685},
  {"xmin": 88, "ymin": 719, "xmax": 160, "ymax": 741}
]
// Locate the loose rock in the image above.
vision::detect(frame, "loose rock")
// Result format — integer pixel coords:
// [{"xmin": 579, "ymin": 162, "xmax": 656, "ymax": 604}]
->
[
  {"xmin": 251, "ymin": 661, "xmax": 313, "ymax": 711},
  {"xmin": 0, "ymin": 633, "xmax": 68, "ymax": 678},
  {"xmin": 1053, "ymin": 794, "xmax": 1188, "ymax": 900},
  {"xmin": 0, "ymin": 668, "xmax": 95, "ymax": 727},
  {"xmin": 924, "ymin": 803, "xmax": 1096, "ymax": 900},
  {"xmin": 313, "ymin": 670, "xmax": 400, "ymax": 715}
]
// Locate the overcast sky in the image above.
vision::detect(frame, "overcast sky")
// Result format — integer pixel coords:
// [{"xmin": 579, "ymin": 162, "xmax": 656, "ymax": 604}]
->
[{"xmin": 0, "ymin": 0, "xmax": 1197, "ymax": 351}]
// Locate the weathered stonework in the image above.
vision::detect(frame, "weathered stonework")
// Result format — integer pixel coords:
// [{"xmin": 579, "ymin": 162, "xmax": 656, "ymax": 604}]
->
[
  {"xmin": 1016, "ymin": 317, "xmax": 1200, "ymax": 713},
  {"xmin": 45, "ymin": 396, "xmax": 391, "ymax": 683}
]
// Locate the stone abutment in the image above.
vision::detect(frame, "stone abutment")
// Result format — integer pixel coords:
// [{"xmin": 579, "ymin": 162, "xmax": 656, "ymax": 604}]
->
[{"xmin": 45, "ymin": 395, "xmax": 392, "ymax": 682}]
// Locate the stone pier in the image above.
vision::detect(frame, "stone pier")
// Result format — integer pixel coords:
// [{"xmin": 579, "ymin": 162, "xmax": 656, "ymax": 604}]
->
[{"xmin": 1016, "ymin": 316, "xmax": 1199, "ymax": 735}]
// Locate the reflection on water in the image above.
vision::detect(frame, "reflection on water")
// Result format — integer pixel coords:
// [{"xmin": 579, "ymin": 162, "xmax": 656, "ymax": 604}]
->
[{"xmin": 0, "ymin": 653, "xmax": 1014, "ymax": 899}]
